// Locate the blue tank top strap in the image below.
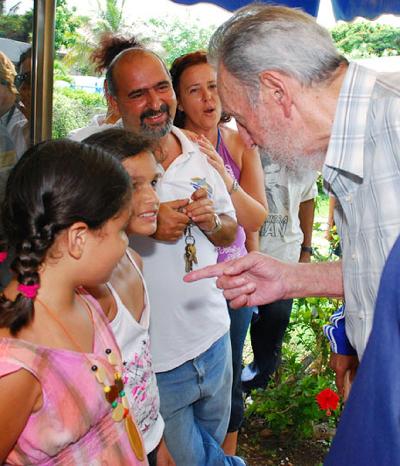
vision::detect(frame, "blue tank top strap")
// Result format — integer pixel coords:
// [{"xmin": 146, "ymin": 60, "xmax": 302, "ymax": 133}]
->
[{"xmin": 216, "ymin": 127, "xmax": 222, "ymax": 152}]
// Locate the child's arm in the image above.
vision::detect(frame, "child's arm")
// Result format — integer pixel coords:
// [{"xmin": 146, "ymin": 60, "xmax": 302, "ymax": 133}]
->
[{"xmin": 0, "ymin": 369, "xmax": 41, "ymax": 461}]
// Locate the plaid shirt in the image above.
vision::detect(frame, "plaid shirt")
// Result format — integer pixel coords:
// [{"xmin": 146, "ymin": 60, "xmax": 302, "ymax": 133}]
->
[{"xmin": 323, "ymin": 61, "xmax": 400, "ymax": 357}]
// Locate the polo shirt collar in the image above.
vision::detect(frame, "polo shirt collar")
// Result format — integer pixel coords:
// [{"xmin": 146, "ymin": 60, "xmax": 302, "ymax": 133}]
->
[{"xmin": 171, "ymin": 126, "xmax": 197, "ymax": 161}]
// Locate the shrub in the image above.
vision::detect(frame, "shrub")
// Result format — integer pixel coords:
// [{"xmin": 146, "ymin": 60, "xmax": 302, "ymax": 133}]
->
[
  {"xmin": 52, "ymin": 87, "xmax": 106, "ymax": 138},
  {"xmin": 246, "ymin": 294, "xmax": 340, "ymax": 439},
  {"xmin": 245, "ymin": 228, "xmax": 342, "ymax": 440}
]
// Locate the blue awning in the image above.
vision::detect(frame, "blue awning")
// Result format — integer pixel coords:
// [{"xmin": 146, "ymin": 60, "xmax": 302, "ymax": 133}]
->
[
  {"xmin": 170, "ymin": 0, "xmax": 400, "ymax": 21},
  {"xmin": 332, "ymin": 0, "xmax": 400, "ymax": 21}
]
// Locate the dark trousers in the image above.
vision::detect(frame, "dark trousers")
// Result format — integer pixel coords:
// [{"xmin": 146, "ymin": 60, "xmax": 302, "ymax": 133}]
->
[
  {"xmin": 227, "ymin": 304, "xmax": 254, "ymax": 432},
  {"xmin": 243, "ymin": 299, "xmax": 293, "ymax": 391}
]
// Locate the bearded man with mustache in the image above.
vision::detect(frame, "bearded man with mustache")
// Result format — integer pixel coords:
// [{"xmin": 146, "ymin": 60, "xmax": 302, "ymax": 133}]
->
[{"xmin": 105, "ymin": 47, "xmax": 244, "ymax": 466}]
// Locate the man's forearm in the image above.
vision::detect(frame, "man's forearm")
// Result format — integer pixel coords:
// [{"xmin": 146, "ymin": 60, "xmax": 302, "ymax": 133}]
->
[{"xmin": 286, "ymin": 260, "xmax": 343, "ymax": 299}]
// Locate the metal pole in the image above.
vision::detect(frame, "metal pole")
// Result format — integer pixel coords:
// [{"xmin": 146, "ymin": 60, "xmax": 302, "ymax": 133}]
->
[{"xmin": 32, "ymin": 0, "xmax": 56, "ymax": 143}]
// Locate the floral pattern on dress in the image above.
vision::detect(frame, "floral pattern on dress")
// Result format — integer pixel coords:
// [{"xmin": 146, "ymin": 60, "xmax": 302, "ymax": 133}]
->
[{"xmin": 122, "ymin": 338, "xmax": 160, "ymax": 433}]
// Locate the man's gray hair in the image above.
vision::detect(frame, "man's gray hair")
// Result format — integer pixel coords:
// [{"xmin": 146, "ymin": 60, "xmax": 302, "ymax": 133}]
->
[{"xmin": 208, "ymin": 4, "xmax": 347, "ymax": 89}]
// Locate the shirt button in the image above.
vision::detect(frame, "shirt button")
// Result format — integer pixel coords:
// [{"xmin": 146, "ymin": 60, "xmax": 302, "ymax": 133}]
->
[
  {"xmin": 345, "ymin": 195, "xmax": 352, "ymax": 202},
  {"xmin": 351, "ymin": 253, "xmax": 357, "ymax": 260}
]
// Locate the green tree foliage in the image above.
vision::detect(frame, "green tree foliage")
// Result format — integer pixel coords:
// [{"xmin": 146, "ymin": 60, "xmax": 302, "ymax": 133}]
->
[
  {"xmin": 0, "ymin": 8, "xmax": 33, "ymax": 42},
  {"xmin": 141, "ymin": 17, "xmax": 217, "ymax": 68},
  {"xmin": 63, "ymin": 0, "xmax": 129, "ymax": 75},
  {"xmin": 93, "ymin": 0, "xmax": 126, "ymax": 35},
  {"xmin": 331, "ymin": 22, "xmax": 400, "ymax": 58},
  {"xmin": 54, "ymin": 0, "xmax": 84, "ymax": 53},
  {"xmin": 54, "ymin": 59, "xmax": 73, "ymax": 83}
]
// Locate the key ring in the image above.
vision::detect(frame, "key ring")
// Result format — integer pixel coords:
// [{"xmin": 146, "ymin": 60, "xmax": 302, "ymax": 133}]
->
[{"xmin": 185, "ymin": 221, "xmax": 195, "ymax": 245}]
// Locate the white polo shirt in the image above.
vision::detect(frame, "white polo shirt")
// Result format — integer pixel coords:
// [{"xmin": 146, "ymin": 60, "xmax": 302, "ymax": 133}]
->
[{"xmin": 132, "ymin": 127, "xmax": 235, "ymax": 373}]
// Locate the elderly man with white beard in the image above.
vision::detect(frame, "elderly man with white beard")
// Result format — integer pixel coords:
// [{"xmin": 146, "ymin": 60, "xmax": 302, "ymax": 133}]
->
[{"xmin": 185, "ymin": 4, "xmax": 400, "ymax": 405}]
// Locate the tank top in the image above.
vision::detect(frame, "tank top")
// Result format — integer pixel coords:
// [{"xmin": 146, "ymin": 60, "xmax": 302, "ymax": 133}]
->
[
  {"xmin": 109, "ymin": 250, "xmax": 164, "ymax": 454},
  {"xmin": 0, "ymin": 290, "xmax": 147, "ymax": 466},
  {"xmin": 216, "ymin": 128, "xmax": 247, "ymax": 262}
]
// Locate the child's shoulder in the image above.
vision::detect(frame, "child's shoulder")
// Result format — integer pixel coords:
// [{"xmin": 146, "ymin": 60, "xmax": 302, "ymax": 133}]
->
[
  {"xmin": 85, "ymin": 284, "xmax": 115, "ymax": 321},
  {"xmin": 126, "ymin": 247, "xmax": 143, "ymax": 272}
]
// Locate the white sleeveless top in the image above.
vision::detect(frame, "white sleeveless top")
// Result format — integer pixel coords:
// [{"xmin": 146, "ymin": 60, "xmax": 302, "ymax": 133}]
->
[{"xmin": 108, "ymin": 250, "xmax": 164, "ymax": 454}]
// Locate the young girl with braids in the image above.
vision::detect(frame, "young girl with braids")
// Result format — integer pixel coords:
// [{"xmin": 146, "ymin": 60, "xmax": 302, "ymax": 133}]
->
[
  {"xmin": 0, "ymin": 139, "xmax": 148, "ymax": 465},
  {"xmin": 83, "ymin": 128, "xmax": 175, "ymax": 466}
]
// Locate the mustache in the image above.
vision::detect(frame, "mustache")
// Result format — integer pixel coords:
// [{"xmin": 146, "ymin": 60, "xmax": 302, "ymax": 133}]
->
[{"xmin": 140, "ymin": 103, "xmax": 170, "ymax": 122}]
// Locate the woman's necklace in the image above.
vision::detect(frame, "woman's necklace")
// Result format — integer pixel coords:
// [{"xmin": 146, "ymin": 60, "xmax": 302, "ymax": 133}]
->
[{"xmin": 35, "ymin": 293, "xmax": 145, "ymax": 461}]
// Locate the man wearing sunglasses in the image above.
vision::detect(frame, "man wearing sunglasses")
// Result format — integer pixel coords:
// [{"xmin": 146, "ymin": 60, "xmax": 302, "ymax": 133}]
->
[{"xmin": 2, "ymin": 48, "xmax": 31, "ymax": 159}]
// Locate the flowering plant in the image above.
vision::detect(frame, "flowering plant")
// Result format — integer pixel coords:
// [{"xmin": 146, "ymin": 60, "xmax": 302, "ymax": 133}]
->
[{"xmin": 316, "ymin": 388, "xmax": 340, "ymax": 416}]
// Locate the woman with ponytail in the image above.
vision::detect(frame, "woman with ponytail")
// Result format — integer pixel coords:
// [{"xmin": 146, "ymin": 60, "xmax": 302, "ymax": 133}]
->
[{"xmin": 0, "ymin": 139, "xmax": 148, "ymax": 465}]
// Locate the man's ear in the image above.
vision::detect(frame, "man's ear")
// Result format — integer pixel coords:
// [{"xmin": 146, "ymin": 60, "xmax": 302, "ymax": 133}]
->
[
  {"xmin": 67, "ymin": 222, "xmax": 89, "ymax": 259},
  {"xmin": 108, "ymin": 91, "xmax": 120, "ymax": 117},
  {"xmin": 259, "ymin": 70, "xmax": 292, "ymax": 118}
]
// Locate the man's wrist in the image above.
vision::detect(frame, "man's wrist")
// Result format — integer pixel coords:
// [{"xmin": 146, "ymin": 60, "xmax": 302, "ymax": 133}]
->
[
  {"xmin": 301, "ymin": 245, "xmax": 313, "ymax": 255},
  {"xmin": 203, "ymin": 213, "xmax": 222, "ymax": 235}
]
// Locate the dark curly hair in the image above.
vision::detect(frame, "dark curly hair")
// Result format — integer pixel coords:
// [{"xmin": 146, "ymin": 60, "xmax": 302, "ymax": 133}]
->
[
  {"xmin": 0, "ymin": 138, "xmax": 132, "ymax": 335},
  {"xmin": 91, "ymin": 33, "xmax": 144, "ymax": 75},
  {"xmin": 169, "ymin": 50, "xmax": 231, "ymax": 128}
]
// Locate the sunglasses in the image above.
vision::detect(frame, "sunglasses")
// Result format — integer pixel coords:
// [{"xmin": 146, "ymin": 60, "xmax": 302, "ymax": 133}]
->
[{"xmin": 15, "ymin": 72, "xmax": 31, "ymax": 88}]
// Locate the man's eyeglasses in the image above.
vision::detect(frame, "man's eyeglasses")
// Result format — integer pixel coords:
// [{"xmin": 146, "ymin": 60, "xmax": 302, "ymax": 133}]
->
[{"xmin": 15, "ymin": 72, "xmax": 31, "ymax": 89}]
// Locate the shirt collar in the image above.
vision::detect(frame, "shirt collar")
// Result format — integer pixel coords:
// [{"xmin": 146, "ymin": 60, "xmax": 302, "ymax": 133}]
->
[
  {"xmin": 324, "ymin": 62, "xmax": 377, "ymax": 180},
  {"xmin": 171, "ymin": 126, "xmax": 196, "ymax": 159}
]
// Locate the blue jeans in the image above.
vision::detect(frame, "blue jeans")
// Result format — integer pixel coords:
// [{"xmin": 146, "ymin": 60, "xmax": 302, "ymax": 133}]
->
[
  {"xmin": 227, "ymin": 304, "xmax": 255, "ymax": 432},
  {"xmin": 156, "ymin": 332, "xmax": 234, "ymax": 466}
]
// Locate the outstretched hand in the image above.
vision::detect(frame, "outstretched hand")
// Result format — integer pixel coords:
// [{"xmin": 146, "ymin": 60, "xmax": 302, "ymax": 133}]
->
[{"xmin": 184, "ymin": 251, "xmax": 289, "ymax": 308}]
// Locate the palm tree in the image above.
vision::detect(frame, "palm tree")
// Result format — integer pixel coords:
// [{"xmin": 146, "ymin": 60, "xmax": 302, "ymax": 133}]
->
[
  {"xmin": 94, "ymin": 0, "xmax": 126, "ymax": 35},
  {"xmin": 63, "ymin": 0, "xmax": 129, "ymax": 75}
]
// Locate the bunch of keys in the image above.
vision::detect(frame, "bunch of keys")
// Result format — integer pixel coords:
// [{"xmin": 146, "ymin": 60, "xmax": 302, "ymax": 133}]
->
[{"xmin": 184, "ymin": 222, "xmax": 198, "ymax": 273}]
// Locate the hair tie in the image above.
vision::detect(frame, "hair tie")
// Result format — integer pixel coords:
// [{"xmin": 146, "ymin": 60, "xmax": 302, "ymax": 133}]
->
[
  {"xmin": 17, "ymin": 283, "xmax": 40, "ymax": 299},
  {"xmin": 0, "ymin": 252, "xmax": 8, "ymax": 263}
]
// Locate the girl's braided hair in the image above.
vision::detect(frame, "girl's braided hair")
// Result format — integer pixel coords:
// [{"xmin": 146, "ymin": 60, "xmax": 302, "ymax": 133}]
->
[{"xmin": 0, "ymin": 138, "xmax": 132, "ymax": 335}]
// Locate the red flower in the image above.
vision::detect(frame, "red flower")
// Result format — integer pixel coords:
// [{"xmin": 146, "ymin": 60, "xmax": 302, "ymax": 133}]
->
[{"xmin": 316, "ymin": 388, "xmax": 339, "ymax": 416}]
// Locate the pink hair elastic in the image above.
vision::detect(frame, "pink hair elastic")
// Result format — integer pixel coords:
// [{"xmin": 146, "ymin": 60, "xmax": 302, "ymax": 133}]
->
[
  {"xmin": 17, "ymin": 283, "xmax": 40, "ymax": 299},
  {"xmin": 0, "ymin": 252, "xmax": 8, "ymax": 263}
]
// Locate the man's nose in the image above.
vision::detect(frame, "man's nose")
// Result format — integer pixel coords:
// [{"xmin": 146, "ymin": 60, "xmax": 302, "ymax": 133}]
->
[{"xmin": 147, "ymin": 88, "xmax": 162, "ymax": 110}]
